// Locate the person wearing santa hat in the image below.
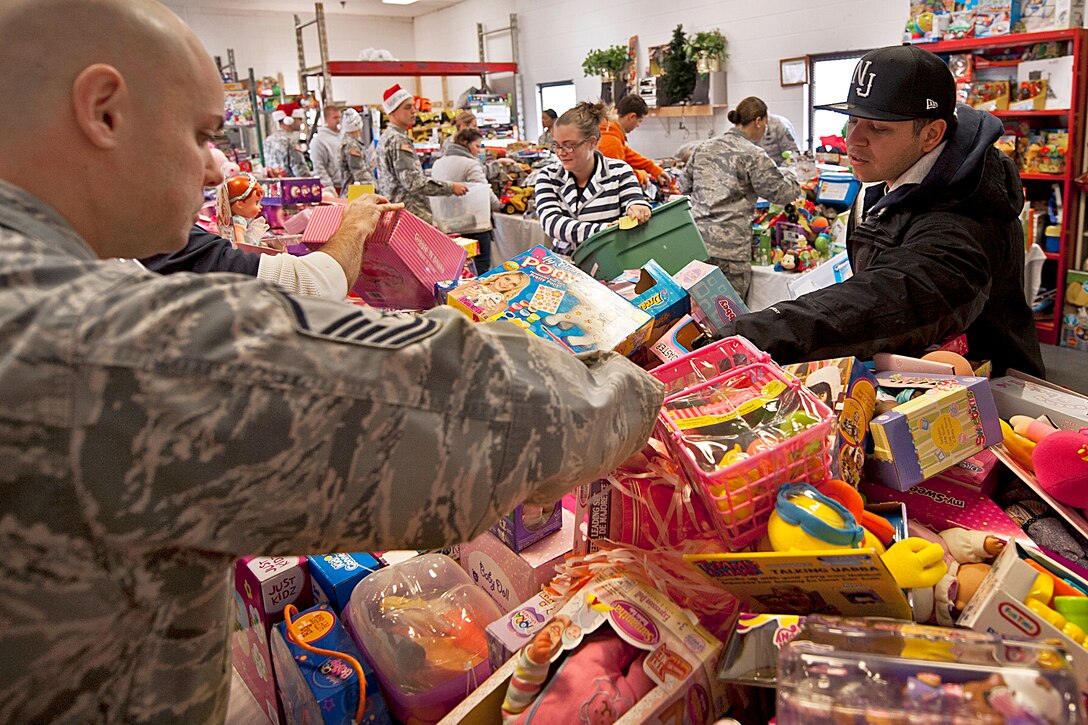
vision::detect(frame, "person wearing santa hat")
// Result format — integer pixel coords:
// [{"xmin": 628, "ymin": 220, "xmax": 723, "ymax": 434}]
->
[
  {"xmin": 376, "ymin": 83, "xmax": 466, "ymax": 222},
  {"xmin": 265, "ymin": 105, "xmax": 310, "ymax": 177}
]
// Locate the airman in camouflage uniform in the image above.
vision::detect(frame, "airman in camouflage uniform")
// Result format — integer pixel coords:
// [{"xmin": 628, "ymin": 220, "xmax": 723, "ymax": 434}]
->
[
  {"xmin": 265, "ymin": 122, "xmax": 310, "ymax": 177},
  {"xmin": 376, "ymin": 122, "xmax": 457, "ymax": 223},
  {"xmin": 0, "ymin": 2, "xmax": 664, "ymax": 723},
  {"xmin": 678, "ymin": 127, "xmax": 800, "ymax": 298},
  {"xmin": 342, "ymin": 133, "xmax": 377, "ymax": 187},
  {"xmin": 757, "ymin": 114, "xmax": 802, "ymax": 166}
]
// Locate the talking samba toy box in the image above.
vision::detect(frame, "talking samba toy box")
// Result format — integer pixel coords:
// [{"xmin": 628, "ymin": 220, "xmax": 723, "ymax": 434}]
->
[{"xmin": 446, "ymin": 246, "xmax": 654, "ymax": 357}]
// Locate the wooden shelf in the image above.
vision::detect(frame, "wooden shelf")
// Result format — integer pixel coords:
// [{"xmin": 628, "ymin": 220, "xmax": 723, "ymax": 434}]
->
[
  {"xmin": 314, "ymin": 60, "xmax": 518, "ymax": 77},
  {"xmin": 992, "ymin": 109, "xmax": 1070, "ymax": 117},
  {"xmin": 921, "ymin": 28, "xmax": 1081, "ymax": 54},
  {"xmin": 647, "ymin": 104, "xmax": 727, "ymax": 118},
  {"xmin": 1021, "ymin": 172, "xmax": 1066, "ymax": 181}
]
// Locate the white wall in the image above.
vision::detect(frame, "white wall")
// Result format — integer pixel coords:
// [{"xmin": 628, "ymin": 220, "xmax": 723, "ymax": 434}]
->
[
  {"xmin": 166, "ymin": 4, "xmax": 417, "ymax": 106},
  {"xmin": 413, "ymin": 0, "xmax": 910, "ymax": 158}
]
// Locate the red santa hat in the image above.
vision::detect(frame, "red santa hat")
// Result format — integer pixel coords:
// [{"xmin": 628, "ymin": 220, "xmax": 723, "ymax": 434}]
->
[{"xmin": 382, "ymin": 84, "xmax": 412, "ymax": 114}]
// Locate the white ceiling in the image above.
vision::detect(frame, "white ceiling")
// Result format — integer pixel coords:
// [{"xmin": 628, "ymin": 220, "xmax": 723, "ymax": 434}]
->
[{"xmin": 165, "ymin": 0, "xmax": 462, "ymax": 19}]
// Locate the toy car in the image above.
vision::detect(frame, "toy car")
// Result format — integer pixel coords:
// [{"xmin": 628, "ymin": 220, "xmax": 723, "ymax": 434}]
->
[{"xmin": 500, "ymin": 186, "xmax": 532, "ymax": 214}]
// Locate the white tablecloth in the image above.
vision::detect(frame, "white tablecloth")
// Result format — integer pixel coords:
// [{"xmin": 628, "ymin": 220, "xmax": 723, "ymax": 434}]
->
[
  {"xmin": 747, "ymin": 265, "xmax": 794, "ymax": 311},
  {"xmin": 492, "ymin": 214, "xmax": 551, "ymax": 262}
]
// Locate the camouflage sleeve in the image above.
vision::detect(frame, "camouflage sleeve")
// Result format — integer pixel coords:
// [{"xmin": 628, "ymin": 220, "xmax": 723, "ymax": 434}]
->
[
  {"xmin": 72, "ymin": 273, "xmax": 663, "ymax": 555},
  {"xmin": 395, "ymin": 146, "xmax": 454, "ymax": 197},
  {"xmin": 745, "ymin": 148, "xmax": 801, "ymax": 205},
  {"xmin": 677, "ymin": 152, "xmax": 695, "ymax": 194},
  {"xmin": 343, "ymin": 142, "xmax": 373, "ymax": 185}
]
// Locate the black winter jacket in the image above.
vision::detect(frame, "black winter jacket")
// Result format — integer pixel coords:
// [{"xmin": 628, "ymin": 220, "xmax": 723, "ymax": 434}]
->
[
  {"xmin": 729, "ymin": 105, "xmax": 1044, "ymax": 377},
  {"xmin": 141, "ymin": 226, "xmax": 260, "ymax": 277}
]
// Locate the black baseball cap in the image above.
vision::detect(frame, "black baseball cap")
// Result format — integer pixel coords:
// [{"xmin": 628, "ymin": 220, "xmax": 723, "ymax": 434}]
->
[{"xmin": 815, "ymin": 45, "xmax": 956, "ymax": 122}]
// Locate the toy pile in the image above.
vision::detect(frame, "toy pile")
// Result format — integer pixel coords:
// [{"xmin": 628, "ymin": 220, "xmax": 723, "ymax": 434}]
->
[
  {"xmin": 229, "ymin": 197, "xmax": 1088, "ymax": 725},
  {"xmin": 751, "ymin": 198, "xmax": 841, "ymax": 271},
  {"xmin": 904, "ymin": 0, "xmax": 1084, "ymax": 44}
]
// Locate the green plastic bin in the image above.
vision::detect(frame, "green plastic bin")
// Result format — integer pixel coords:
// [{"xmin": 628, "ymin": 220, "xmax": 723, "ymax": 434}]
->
[{"xmin": 571, "ymin": 196, "xmax": 709, "ymax": 280}]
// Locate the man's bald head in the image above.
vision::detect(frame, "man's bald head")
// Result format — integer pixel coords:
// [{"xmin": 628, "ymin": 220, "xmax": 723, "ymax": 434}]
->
[{"xmin": 0, "ymin": 0, "xmax": 225, "ymax": 258}]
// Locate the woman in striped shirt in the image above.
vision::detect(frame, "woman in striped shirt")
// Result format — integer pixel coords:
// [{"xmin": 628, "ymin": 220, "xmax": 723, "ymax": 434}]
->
[{"xmin": 534, "ymin": 102, "xmax": 652, "ymax": 256}]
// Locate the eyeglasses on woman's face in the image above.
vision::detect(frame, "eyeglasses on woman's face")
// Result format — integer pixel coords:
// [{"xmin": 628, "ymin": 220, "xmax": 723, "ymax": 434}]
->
[{"xmin": 549, "ymin": 138, "xmax": 592, "ymax": 156}]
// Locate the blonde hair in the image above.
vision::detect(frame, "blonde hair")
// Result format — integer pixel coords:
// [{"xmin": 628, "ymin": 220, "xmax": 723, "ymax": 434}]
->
[
  {"xmin": 484, "ymin": 271, "xmax": 531, "ymax": 300},
  {"xmin": 454, "ymin": 110, "xmax": 477, "ymax": 128},
  {"xmin": 555, "ymin": 101, "xmax": 608, "ymax": 141}
]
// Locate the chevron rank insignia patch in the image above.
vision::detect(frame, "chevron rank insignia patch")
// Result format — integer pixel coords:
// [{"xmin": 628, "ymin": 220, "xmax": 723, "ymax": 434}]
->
[{"xmin": 275, "ymin": 292, "xmax": 439, "ymax": 349}]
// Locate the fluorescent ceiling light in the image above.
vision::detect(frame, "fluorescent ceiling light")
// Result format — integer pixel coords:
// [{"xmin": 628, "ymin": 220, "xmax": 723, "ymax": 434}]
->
[{"xmin": 381, "ymin": 0, "xmax": 418, "ymax": 4}]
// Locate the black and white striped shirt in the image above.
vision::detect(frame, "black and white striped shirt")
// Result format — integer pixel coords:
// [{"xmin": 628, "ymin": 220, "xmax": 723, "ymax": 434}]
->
[{"xmin": 534, "ymin": 152, "xmax": 649, "ymax": 255}]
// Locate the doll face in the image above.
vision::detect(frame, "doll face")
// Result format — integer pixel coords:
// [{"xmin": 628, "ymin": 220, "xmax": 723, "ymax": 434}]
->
[
  {"xmin": 232, "ymin": 187, "xmax": 263, "ymax": 219},
  {"xmin": 492, "ymin": 273, "xmax": 522, "ymax": 292}
]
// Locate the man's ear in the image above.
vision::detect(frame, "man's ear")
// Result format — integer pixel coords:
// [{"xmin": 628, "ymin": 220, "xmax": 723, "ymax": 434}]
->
[
  {"xmin": 921, "ymin": 119, "xmax": 947, "ymax": 153},
  {"xmin": 72, "ymin": 63, "xmax": 127, "ymax": 150}
]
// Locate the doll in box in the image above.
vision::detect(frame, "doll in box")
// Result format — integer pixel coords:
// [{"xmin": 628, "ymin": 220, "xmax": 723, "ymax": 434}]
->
[
  {"xmin": 216, "ymin": 173, "xmax": 279, "ymax": 249},
  {"xmin": 906, "ymin": 524, "xmax": 1006, "ymax": 625}
]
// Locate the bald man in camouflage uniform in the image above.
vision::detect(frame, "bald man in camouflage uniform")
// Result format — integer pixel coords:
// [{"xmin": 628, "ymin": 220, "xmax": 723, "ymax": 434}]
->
[
  {"xmin": 0, "ymin": 2, "xmax": 663, "ymax": 722},
  {"xmin": 679, "ymin": 127, "xmax": 800, "ymax": 298}
]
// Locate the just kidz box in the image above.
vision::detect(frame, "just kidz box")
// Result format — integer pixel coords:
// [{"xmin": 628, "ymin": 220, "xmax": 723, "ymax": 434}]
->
[
  {"xmin": 860, "ymin": 476, "xmax": 1026, "ymax": 540},
  {"xmin": 489, "ymin": 502, "xmax": 563, "ymax": 553},
  {"xmin": 270, "ymin": 602, "xmax": 393, "ymax": 725},
  {"xmin": 865, "ymin": 372, "xmax": 1002, "ymax": 491},
  {"xmin": 232, "ymin": 555, "xmax": 313, "ymax": 725},
  {"xmin": 610, "ymin": 259, "xmax": 691, "ymax": 343},
  {"xmin": 782, "ymin": 357, "xmax": 877, "ymax": 486},
  {"xmin": 307, "ymin": 552, "xmax": 383, "ymax": 616},
  {"xmin": 443, "ymin": 564, "xmax": 728, "ymax": 725},
  {"xmin": 671, "ymin": 260, "xmax": 750, "ymax": 337},
  {"xmin": 446, "ymin": 246, "xmax": 653, "ymax": 357}
]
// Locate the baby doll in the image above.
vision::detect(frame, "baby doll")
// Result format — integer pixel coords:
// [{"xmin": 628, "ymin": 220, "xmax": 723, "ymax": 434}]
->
[
  {"xmin": 906, "ymin": 524, "xmax": 1006, "ymax": 625},
  {"xmin": 217, "ymin": 173, "xmax": 277, "ymax": 249}
]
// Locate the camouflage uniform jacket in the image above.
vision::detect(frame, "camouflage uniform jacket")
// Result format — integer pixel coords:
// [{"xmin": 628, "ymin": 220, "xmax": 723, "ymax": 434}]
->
[
  {"xmin": 757, "ymin": 114, "xmax": 801, "ymax": 166},
  {"xmin": 341, "ymin": 135, "xmax": 377, "ymax": 187},
  {"xmin": 376, "ymin": 123, "xmax": 453, "ymax": 222},
  {"xmin": 0, "ymin": 179, "xmax": 663, "ymax": 723},
  {"xmin": 678, "ymin": 128, "xmax": 800, "ymax": 261},
  {"xmin": 264, "ymin": 129, "xmax": 309, "ymax": 177}
]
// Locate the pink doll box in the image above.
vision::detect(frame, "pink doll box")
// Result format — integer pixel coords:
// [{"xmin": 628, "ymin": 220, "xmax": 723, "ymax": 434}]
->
[
  {"xmin": 460, "ymin": 509, "xmax": 574, "ymax": 612},
  {"xmin": 958, "ymin": 541, "xmax": 1088, "ymax": 699},
  {"xmin": 990, "ymin": 370, "xmax": 1088, "ymax": 433},
  {"xmin": 931, "ymin": 447, "xmax": 1001, "ymax": 497},
  {"xmin": 441, "ymin": 564, "xmax": 728, "ymax": 725},
  {"xmin": 782, "ymin": 357, "xmax": 878, "ymax": 487},
  {"xmin": 859, "ymin": 476, "xmax": 1025, "ymax": 540},
  {"xmin": 356, "ymin": 209, "xmax": 466, "ymax": 310},
  {"xmin": 231, "ymin": 555, "xmax": 313, "ymax": 725},
  {"xmin": 649, "ymin": 314, "xmax": 707, "ymax": 364},
  {"xmin": 866, "ymin": 372, "xmax": 1002, "ymax": 491},
  {"xmin": 446, "ymin": 246, "xmax": 653, "ymax": 357}
]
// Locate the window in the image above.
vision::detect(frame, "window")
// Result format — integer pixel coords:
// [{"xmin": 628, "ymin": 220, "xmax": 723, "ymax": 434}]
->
[
  {"xmin": 807, "ymin": 51, "xmax": 871, "ymax": 152},
  {"xmin": 537, "ymin": 81, "xmax": 577, "ymax": 139}
]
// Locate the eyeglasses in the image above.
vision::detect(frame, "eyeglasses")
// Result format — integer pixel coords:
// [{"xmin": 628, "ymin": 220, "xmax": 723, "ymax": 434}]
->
[{"xmin": 549, "ymin": 138, "xmax": 592, "ymax": 155}]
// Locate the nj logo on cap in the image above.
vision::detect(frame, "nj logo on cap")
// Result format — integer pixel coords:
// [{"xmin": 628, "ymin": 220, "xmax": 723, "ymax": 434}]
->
[{"xmin": 854, "ymin": 60, "xmax": 876, "ymax": 98}]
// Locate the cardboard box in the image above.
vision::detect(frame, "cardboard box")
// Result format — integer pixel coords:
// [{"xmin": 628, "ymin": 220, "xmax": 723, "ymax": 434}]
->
[
  {"xmin": 306, "ymin": 552, "xmax": 382, "ymax": 616},
  {"xmin": 785, "ymin": 250, "xmax": 853, "ymax": 299},
  {"xmin": 866, "ymin": 372, "xmax": 1003, "ymax": 490},
  {"xmin": 1020, "ymin": 0, "xmax": 1085, "ymax": 31},
  {"xmin": 782, "ymin": 357, "xmax": 877, "ymax": 486},
  {"xmin": 442, "ymin": 566, "xmax": 728, "ymax": 725},
  {"xmin": 447, "ymin": 246, "xmax": 653, "ymax": 357},
  {"xmin": 484, "ymin": 587, "xmax": 566, "ymax": 671},
  {"xmin": 610, "ymin": 260, "xmax": 692, "ymax": 344},
  {"xmin": 860, "ymin": 476, "xmax": 1026, "ymax": 540},
  {"xmin": 990, "ymin": 370, "xmax": 1088, "ymax": 432},
  {"xmin": 958, "ymin": 541, "xmax": 1088, "ymax": 696},
  {"xmin": 269, "ymin": 602, "xmax": 393, "ymax": 725},
  {"xmin": 1060, "ymin": 269, "xmax": 1088, "ymax": 352},
  {"xmin": 717, "ymin": 613, "xmax": 804, "ymax": 687},
  {"xmin": 488, "ymin": 502, "xmax": 563, "ymax": 553},
  {"xmin": 356, "ymin": 209, "xmax": 467, "ymax": 310},
  {"xmin": 972, "ymin": 0, "xmax": 1021, "ymax": 35},
  {"xmin": 460, "ymin": 509, "xmax": 574, "ymax": 612},
  {"xmin": 259, "ymin": 177, "xmax": 323, "ymax": 206},
  {"xmin": 1018, "ymin": 56, "xmax": 1075, "ymax": 110},
  {"xmin": 649, "ymin": 314, "xmax": 708, "ymax": 364},
  {"xmin": 672, "ymin": 260, "xmax": 750, "ymax": 337},
  {"xmin": 231, "ymin": 556, "xmax": 313, "ymax": 725},
  {"xmin": 931, "ymin": 447, "xmax": 1002, "ymax": 497}
]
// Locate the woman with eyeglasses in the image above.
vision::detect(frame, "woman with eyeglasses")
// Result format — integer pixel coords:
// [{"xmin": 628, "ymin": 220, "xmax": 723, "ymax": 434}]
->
[
  {"xmin": 534, "ymin": 102, "xmax": 651, "ymax": 256},
  {"xmin": 678, "ymin": 96, "xmax": 800, "ymax": 299}
]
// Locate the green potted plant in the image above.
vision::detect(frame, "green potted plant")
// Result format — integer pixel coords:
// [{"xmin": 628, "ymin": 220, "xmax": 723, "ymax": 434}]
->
[
  {"xmin": 690, "ymin": 29, "xmax": 727, "ymax": 73},
  {"xmin": 583, "ymin": 44, "xmax": 630, "ymax": 103},
  {"xmin": 660, "ymin": 25, "xmax": 697, "ymax": 106}
]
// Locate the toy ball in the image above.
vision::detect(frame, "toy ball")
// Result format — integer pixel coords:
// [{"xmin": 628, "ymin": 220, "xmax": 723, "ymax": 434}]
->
[
  {"xmin": 921, "ymin": 350, "xmax": 973, "ymax": 376},
  {"xmin": 810, "ymin": 217, "xmax": 829, "ymax": 233},
  {"xmin": 1033, "ymin": 431, "xmax": 1088, "ymax": 507}
]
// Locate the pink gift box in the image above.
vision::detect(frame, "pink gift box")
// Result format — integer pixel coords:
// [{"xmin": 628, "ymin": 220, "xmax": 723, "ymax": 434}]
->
[
  {"xmin": 860, "ymin": 476, "xmax": 1025, "ymax": 540},
  {"xmin": 231, "ymin": 555, "xmax": 312, "ymax": 725}
]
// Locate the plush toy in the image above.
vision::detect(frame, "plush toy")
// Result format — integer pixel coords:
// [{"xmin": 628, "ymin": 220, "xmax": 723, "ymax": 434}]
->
[
  {"xmin": 217, "ymin": 173, "xmax": 275, "ymax": 249},
  {"xmin": 1033, "ymin": 430, "xmax": 1088, "ymax": 507},
  {"xmin": 775, "ymin": 249, "xmax": 801, "ymax": 272},
  {"xmin": 906, "ymin": 523, "xmax": 1006, "ymax": 625}
]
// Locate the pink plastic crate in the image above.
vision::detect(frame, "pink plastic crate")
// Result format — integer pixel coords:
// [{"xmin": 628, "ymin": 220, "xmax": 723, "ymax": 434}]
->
[
  {"xmin": 650, "ymin": 335, "xmax": 773, "ymax": 397},
  {"xmin": 657, "ymin": 362, "xmax": 834, "ymax": 549}
]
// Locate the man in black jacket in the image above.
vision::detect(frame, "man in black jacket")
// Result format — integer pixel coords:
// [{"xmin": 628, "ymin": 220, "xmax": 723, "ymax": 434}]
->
[{"xmin": 728, "ymin": 45, "xmax": 1044, "ymax": 377}]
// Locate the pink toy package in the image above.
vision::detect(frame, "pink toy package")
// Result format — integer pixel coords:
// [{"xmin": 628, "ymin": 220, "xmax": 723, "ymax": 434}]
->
[{"xmin": 860, "ymin": 476, "xmax": 1025, "ymax": 540}]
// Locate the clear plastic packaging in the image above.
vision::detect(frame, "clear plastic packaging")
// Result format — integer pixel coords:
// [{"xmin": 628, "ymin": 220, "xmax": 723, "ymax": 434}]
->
[
  {"xmin": 428, "ymin": 182, "xmax": 491, "ymax": 234},
  {"xmin": 777, "ymin": 616, "xmax": 1083, "ymax": 724},
  {"xmin": 344, "ymin": 553, "xmax": 500, "ymax": 724}
]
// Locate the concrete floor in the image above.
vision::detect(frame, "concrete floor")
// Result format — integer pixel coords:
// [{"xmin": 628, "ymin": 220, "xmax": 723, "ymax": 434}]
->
[{"xmin": 1041, "ymin": 343, "xmax": 1088, "ymax": 395}]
